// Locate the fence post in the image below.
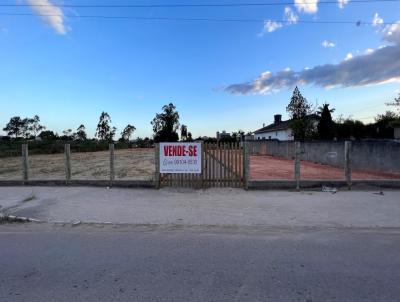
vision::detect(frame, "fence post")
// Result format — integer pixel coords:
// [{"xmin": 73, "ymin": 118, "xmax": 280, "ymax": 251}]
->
[
  {"xmin": 201, "ymin": 141, "xmax": 204, "ymax": 189},
  {"xmin": 345, "ymin": 141, "xmax": 352, "ymax": 190},
  {"xmin": 109, "ymin": 143, "xmax": 115, "ymax": 187},
  {"xmin": 21, "ymin": 144, "xmax": 29, "ymax": 183},
  {"xmin": 64, "ymin": 144, "xmax": 71, "ymax": 185},
  {"xmin": 155, "ymin": 143, "xmax": 160, "ymax": 189},
  {"xmin": 295, "ymin": 141, "xmax": 301, "ymax": 191},
  {"xmin": 243, "ymin": 142, "xmax": 250, "ymax": 190}
]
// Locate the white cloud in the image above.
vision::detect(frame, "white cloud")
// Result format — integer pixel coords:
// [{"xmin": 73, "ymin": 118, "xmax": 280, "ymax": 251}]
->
[
  {"xmin": 365, "ymin": 48, "xmax": 374, "ymax": 54},
  {"xmin": 338, "ymin": 0, "xmax": 349, "ymax": 9},
  {"xmin": 259, "ymin": 20, "xmax": 283, "ymax": 35},
  {"xmin": 372, "ymin": 13, "xmax": 384, "ymax": 27},
  {"xmin": 260, "ymin": 7, "xmax": 299, "ymax": 36},
  {"xmin": 322, "ymin": 40, "xmax": 335, "ymax": 48},
  {"xmin": 382, "ymin": 23, "xmax": 400, "ymax": 44},
  {"xmin": 345, "ymin": 52, "xmax": 353, "ymax": 61},
  {"xmin": 226, "ymin": 21, "xmax": 400, "ymax": 95},
  {"xmin": 26, "ymin": 0, "xmax": 68, "ymax": 34},
  {"xmin": 295, "ymin": 0, "xmax": 319, "ymax": 14},
  {"xmin": 284, "ymin": 7, "xmax": 299, "ymax": 24}
]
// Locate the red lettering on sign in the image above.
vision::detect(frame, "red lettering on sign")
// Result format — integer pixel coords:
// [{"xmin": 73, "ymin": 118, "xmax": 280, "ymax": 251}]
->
[{"xmin": 163, "ymin": 144, "xmax": 199, "ymax": 157}]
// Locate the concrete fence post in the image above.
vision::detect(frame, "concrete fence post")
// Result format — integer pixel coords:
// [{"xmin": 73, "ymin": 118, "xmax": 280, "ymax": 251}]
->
[
  {"xmin": 244, "ymin": 142, "xmax": 250, "ymax": 190},
  {"xmin": 64, "ymin": 144, "xmax": 71, "ymax": 184},
  {"xmin": 109, "ymin": 143, "xmax": 115, "ymax": 187},
  {"xmin": 201, "ymin": 141, "xmax": 204, "ymax": 189},
  {"xmin": 295, "ymin": 141, "xmax": 301, "ymax": 190},
  {"xmin": 345, "ymin": 141, "xmax": 352, "ymax": 190},
  {"xmin": 154, "ymin": 143, "xmax": 160, "ymax": 189},
  {"xmin": 21, "ymin": 144, "xmax": 29, "ymax": 183}
]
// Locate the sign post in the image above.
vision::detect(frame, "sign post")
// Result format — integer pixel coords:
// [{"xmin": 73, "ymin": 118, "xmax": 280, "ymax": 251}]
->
[{"xmin": 159, "ymin": 142, "xmax": 202, "ymax": 174}]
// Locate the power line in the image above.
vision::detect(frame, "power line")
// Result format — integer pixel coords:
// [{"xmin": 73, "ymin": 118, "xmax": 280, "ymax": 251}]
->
[
  {"xmin": 0, "ymin": 12, "xmax": 398, "ymax": 25},
  {"xmin": 0, "ymin": 0, "xmax": 399, "ymax": 8}
]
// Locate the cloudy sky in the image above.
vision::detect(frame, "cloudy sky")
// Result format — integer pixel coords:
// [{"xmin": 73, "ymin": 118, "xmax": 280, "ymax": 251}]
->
[{"xmin": 0, "ymin": 0, "xmax": 399, "ymax": 138}]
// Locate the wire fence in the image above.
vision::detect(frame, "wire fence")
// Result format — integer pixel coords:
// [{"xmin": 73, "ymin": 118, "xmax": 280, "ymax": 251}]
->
[
  {"xmin": 0, "ymin": 144, "xmax": 155, "ymax": 182},
  {"xmin": 1, "ymin": 141, "xmax": 400, "ymax": 188}
]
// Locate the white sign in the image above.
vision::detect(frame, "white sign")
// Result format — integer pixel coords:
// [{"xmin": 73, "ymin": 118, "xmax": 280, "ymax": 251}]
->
[{"xmin": 160, "ymin": 143, "xmax": 202, "ymax": 174}]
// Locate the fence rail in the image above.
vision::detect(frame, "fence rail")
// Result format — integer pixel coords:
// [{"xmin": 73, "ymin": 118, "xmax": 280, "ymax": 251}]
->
[{"xmin": 1, "ymin": 141, "xmax": 400, "ymax": 190}]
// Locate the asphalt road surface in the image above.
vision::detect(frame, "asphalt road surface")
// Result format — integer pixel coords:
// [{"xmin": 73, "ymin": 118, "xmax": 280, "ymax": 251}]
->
[{"xmin": 1, "ymin": 224, "xmax": 400, "ymax": 302}]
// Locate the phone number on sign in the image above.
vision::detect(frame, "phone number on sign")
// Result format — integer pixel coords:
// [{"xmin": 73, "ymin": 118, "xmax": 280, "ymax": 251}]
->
[
  {"xmin": 163, "ymin": 159, "xmax": 198, "ymax": 165},
  {"xmin": 174, "ymin": 159, "xmax": 198, "ymax": 165}
]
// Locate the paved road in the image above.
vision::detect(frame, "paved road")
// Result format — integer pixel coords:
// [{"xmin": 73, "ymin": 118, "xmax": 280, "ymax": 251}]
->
[{"xmin": 1, "ymin": 225, "xmax": 400, "ymax": 302}]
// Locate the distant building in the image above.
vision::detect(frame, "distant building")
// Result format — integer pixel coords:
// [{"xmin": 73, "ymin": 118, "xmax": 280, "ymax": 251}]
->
[
  {"xmin": 244, "ymin": 133, "xmax": 254, "ymax": 141},
  {"xmin": 216, "ymin": 131, "xmax": 231, "ymax": 141},
  {"xmin": 254, "ymin": 115, "xmax": 293, "ymax": 141}
]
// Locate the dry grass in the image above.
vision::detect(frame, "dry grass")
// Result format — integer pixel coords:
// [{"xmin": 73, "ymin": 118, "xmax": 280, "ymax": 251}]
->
[{"xmin": 0, "ymin": 148, "xmax": 155, "ymax": 181}]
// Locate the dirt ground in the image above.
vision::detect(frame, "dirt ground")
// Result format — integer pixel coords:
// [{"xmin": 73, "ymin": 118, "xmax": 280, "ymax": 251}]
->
[
  {"xmin": 1, "ymin": 150, "xmax": 399, "ymax": 182},
  {"xmin": 250, "ymin": 155, "xmax": 400, "ymax": 180},
  {"xmin": 0, "ymin": 148, "xmax": 155, "ymax": 180}
]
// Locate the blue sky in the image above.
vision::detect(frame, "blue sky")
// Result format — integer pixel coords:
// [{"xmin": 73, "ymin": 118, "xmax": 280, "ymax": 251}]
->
[{"xmin": 0, "ymin": 0, "xmax": 399, "ymax": 138}]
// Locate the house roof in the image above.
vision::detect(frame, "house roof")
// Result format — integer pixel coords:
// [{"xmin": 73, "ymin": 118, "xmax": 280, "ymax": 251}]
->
[
  {"xmin": 254, "ymin": 114, "xmax": 320, "ymax": 134},
  {"xmin": 254, "ymin": 120, "xmax": 291, "ymax": 134}
]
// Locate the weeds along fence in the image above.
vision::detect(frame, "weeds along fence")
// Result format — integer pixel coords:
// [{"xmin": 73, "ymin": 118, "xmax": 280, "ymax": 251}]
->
[
  {"xmin": 0, "ymin": 140, "xmax": 146, "ymax": 158},
  {"xmin": 0, "ymin": 143, "xmax": 155, "ymax": 187},
  {"xmin": 1, "ymin": 140, "xmax": 400, "ymax": 189},
  {"xmin": 0, "ymin": 142, "xmax": 245, "ymax": 189}
]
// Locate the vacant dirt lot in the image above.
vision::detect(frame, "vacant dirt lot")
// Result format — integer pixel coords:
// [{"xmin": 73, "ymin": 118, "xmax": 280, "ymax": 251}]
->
[
  {"xmin": 250, "ymin": 155, "xmax": 400, "ymax": 180},
  {"xmin": 1, "ymin": 150, "xmax": 399, "ymax": 182},
  {"xmin": 0, "ymin": 148, "xmax": 155, "ymax": 180}
]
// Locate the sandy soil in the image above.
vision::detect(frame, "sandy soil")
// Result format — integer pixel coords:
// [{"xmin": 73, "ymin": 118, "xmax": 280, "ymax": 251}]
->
[
  {"xmin": 1, "ymin": 150, "xmax": 399, "ymax": 182},
  {"xmin": 250, "ymin": 155, "xmax": 400, "ymax": 180},
  {"xmin": 0, "ymin": 148, "xmax": 155, "ymax": 180}
]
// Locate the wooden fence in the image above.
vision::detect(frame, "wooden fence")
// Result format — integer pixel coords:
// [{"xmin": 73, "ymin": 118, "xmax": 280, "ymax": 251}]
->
[{"xmin": 159, "ymin": 142, "xmax": 245, "ymax": 188}]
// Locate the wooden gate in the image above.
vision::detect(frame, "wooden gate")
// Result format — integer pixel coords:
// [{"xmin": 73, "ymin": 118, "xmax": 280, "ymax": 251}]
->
[{"xmin": 159, "ymin": 142, "xmax": 244, "ymax": 188}]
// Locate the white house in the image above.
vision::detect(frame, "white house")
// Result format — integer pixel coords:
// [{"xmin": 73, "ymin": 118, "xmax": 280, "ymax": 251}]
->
[
  {"xmin": 254, "ymin": 115, "xmax": 293, "ymax": 141},
  {"xmin": 254, "ymin": 114, "xmax": 320, "ymax": 141}
]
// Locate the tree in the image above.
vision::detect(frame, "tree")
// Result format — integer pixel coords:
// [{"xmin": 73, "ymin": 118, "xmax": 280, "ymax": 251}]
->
[
  {"xmin": 187, "ymin": 132, "xmax": 193, "ymax": 142},
  {"xmin": 121, "ymin": 124, "xmax": 136, "ymax": 141},
  {"xmin": 95, "ymin": 112, "xmax": 115, "ymax": 141},
  {"xmin": 286, "ymin": 86, "xmax": 311, "ymax": 120},
  {"xmin": 317, "ymin": 103, "xmax": 335, "ymax": 140},
  {"xmin": 61, "ymin": 129, "xmax": 73, "ymax": 141},
  {"xmin": 110, "ymin": 127, "xmax": 117, "ymax": 141},
  {"xmin": 232, "ymin": 129, "xmax": 245, "ymax": 142},
  {"xmin": 286, "ymin": 87, "xmax": 314, "ymax": 140},
  {"xmin": 375, "ymin": 111, "xmax": 398, "ymax": 122},
  {"xmin": 151, "ymin": 103, "xmax": 180, "ymax": 142},
  {"xmin": 29, "ymin": 115, "xmax": 45, "ymax": 137},
  {"xmin": 386, "ymin": 92, "xmax": 400, "ymax": 114},
  {"xmin": 336, "ymin": 118, "xmax": 366, "ymax": 139},
  {"xmin": 75, "ymin": 124, "xmax": 87, "ymax": 141},
  {"xmin": 180, "ymin": 124, "xmax": 188, "ymax": 141},
  {"xmin": 372, "ymin": 111, "xmax": 399, "ymax": 138},
  {"xmin": 3, "ymin": 116, "xmax": 24, "ymax": 138},
  {"xmin": 39, "ymin": 130, "xmax": 57, "ymax": 141},
  {"xmin": 20, "ymin": 118, "xmax": 32, "ymax": 139}
]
